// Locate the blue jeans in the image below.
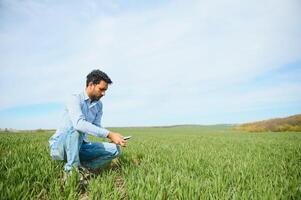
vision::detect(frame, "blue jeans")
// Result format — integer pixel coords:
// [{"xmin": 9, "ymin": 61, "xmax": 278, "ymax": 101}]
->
[{"xmin": 63, "ymin": 129, "xmax": 122, "ymax": 171}]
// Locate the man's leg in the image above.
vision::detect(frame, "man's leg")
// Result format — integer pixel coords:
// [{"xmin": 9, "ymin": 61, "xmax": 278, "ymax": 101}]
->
[
  {"xmin": 79, "ymin": 142, "xmax": 122, "ymax": 169},
  {"xmin": 64, "ymin": 129, "xmax": 84, "ymax": 171}
]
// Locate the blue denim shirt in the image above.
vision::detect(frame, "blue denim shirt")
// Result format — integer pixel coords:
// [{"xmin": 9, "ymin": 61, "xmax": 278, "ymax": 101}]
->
[{"xmin": 49, "ymin": 90, "xmax": 110, "ymax": 160}]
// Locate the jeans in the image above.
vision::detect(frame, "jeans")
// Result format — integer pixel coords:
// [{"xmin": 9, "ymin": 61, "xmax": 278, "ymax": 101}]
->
[
  {"xmin": 79, "ymin": 141, "xmax": 121, "ymax": 169},
  {"xmin": 57, "ymin": 129, "xmax": 122, "ymax": 171}
]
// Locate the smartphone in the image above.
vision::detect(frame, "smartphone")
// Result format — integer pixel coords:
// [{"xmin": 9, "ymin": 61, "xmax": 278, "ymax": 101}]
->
[{"xmin": 123, "ymin": 136, "xmax": 132, "ymax": 140}]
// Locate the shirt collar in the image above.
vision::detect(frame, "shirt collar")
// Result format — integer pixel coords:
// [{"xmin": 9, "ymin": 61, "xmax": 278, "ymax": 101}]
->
[
  {"xmin": 83, "ymin": 89, "xmax": 90, "ymax": 101},
  {"xmin": 83, "ymin": 89, "xmax": 99, "ymax": 107}
]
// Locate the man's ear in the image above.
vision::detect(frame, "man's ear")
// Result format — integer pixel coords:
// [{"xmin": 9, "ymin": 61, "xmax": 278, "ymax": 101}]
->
[{"xmin": 88, "ymin": 82, "xmax": 94, "ymax": 87}]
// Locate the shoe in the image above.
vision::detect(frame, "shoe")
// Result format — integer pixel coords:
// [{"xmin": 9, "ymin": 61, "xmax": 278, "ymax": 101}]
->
[
  {"xmin": 78, "ymin": 167, "xmax": 93, "ymax": 185},
  {"xmin": 79, "ymin": 164, "xmax": 103, "ymax": 175},
  {"xmin": 86, "ymin": 167, "xmax": 102, "ymax": 175},
  {"xmin": 62, "ymin": 167, "xmax": 89, "ymax": 185}
]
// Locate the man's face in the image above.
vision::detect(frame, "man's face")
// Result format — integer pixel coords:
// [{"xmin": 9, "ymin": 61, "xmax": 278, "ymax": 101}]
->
[{"xmin": 89, "ymin": 80, "xmax": 108, "ymax": 101}]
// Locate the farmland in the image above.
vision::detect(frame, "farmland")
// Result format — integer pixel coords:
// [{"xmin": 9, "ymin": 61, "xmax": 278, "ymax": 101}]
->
[{"xmin": 0, "ymin": 126, "xmax": 301, "ymax": 199}]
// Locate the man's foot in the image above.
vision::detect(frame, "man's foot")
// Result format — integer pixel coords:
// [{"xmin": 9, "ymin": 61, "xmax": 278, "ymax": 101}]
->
[
  {"xmin": 62, "ymin": 167, "xmax": 92, "ymax": 186},
  {"xmin": 78, "ymin": 167, "xmax": 94, "ymax": 182},
  {"xmin": 81, "ymin": 166, "xmax": 102, "ymax": 175}
]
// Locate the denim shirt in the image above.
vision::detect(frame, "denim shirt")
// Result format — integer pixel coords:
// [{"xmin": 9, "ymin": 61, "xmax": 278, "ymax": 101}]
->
[{"xmin": 49, "ymin": 90, "xmax": 110, "ymax": 160}]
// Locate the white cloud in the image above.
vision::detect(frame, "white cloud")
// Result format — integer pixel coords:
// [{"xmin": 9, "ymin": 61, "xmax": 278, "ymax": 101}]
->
[{"xmin": 0, "ymin": 0, "xmax": 300, "ymax": 128}]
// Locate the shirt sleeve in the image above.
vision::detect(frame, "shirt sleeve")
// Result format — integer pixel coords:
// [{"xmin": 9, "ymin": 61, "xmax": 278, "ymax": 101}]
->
[{"xmin": 66, "ymin": 94, "xmax": 110, "ymax": 138}]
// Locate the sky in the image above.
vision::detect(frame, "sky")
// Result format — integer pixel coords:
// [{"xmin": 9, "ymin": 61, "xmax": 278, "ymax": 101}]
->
[{"xmin": 0, "ymin": 0, "xmax": 301, "ymax": 129}]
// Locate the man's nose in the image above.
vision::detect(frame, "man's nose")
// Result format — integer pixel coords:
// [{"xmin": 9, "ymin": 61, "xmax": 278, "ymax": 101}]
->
[{"xmin": 101, "ymin": 91, "xmax": 105, "ymax": 96}]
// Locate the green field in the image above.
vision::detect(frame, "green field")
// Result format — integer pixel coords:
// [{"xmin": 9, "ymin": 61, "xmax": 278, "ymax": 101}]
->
[{"xmin": 1, "ymin": 126, "xmax": 301, "ymax": 199}]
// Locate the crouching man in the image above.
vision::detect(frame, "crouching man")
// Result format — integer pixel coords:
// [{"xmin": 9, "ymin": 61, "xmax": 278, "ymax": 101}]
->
[{"xmin": 49, "ymin": 69, "xmax": 126, "ymax": 173}]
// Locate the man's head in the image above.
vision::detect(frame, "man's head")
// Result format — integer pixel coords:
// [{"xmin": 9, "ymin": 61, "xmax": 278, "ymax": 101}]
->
[{"xmin": 86, "ymin": 70, "xmax": 113, "ymax": 101}]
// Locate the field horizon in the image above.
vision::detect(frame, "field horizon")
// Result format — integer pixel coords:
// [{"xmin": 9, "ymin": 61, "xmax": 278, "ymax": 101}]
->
[{"xmin": 2, "ymin": 112, "xmax": 300, "ymax": 133}]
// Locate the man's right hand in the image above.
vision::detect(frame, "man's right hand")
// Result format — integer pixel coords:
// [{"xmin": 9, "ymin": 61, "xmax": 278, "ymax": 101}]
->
[{"xmin": 107, "ymin": 132, "xmax": 127, "ymax": 147}]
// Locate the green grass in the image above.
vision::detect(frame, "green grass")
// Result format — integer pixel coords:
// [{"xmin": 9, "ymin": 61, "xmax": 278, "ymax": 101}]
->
[{"xmin": 0, "ymin": 126, "xmax": 301, "ymax": 199}]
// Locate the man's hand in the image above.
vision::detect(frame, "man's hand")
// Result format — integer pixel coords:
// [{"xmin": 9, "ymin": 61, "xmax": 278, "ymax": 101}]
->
[{"xmin": 107, "ymin": 132, "xmax": 127, "ymax": 147}]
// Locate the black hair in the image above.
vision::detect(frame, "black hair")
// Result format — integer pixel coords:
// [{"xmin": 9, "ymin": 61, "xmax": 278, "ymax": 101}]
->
[{"xmin": 86, "ymin": 70, "xmax": 113, "ymax": 87}]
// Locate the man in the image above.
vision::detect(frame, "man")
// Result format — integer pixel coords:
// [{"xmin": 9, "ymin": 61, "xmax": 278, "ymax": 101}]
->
[{"xmin": 49, "ymin": 69, "xmax": 126, "ymax": 173}]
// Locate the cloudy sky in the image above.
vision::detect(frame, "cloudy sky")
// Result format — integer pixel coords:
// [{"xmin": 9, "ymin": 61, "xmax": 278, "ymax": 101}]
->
[{"xmin": 0, "ymin": 0, "xmax": 300, "ymax": 129}]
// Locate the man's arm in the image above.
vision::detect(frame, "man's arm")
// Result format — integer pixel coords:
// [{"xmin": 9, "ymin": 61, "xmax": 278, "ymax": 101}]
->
[
  {"xmin": 67, "ymin": 95, "xmax": 109, "ymax": 138},
  {"xmin": 93, "ymin": 102, "xmax": 127, "ymax": 146}
]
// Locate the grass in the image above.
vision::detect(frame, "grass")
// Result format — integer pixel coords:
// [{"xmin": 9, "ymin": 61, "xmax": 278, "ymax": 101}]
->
[{"xmin": 0, "ymin": 126, "xmax": 301, "ymax": 199}]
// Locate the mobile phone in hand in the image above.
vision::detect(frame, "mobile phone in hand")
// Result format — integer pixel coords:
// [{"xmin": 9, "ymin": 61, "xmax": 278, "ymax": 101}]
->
[{"xmin": 123, "ymin": 136, "xmax": 132, "ymax": 140}]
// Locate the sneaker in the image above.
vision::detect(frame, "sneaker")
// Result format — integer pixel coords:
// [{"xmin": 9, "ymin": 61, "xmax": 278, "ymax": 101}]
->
[
  {"xmin": 78, "ymin": 167, "xmax": 94, "ymax": 188},
  {"xmin": 86, "ymin": 167, "xmax": 102, "ymax": 175},
  {"xmin": 79, "ymin": 164, "xmax": 103, "ymax": 175},
  {"xmin": 62, "ymin": 167, "xmax": 89, "ymax": 184},
  {"xmin": 78, "ymin": 167, "xmax": 93, "ymax": 180}
]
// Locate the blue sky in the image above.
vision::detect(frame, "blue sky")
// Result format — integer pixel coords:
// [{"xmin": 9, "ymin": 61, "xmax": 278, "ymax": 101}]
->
[{"xmin": 0, "ymin": 0, "xmax": 301, "ymax": 129}]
